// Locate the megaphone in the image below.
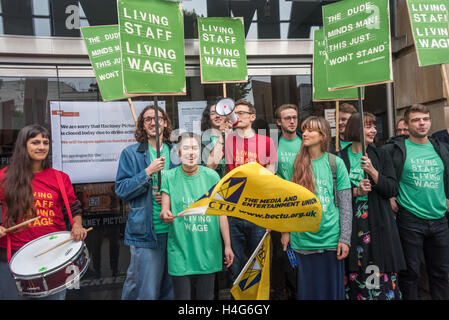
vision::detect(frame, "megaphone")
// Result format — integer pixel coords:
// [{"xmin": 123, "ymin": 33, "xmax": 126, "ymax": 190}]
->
[{"xmin": 215, "ymin": 98, "xmax": 238, "ymax": 125}]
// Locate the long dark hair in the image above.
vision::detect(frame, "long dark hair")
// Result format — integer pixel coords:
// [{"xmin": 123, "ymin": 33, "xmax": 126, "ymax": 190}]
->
[{"xmin": 3, "ymin": 125, "xmax": 51, "ymax": 227}]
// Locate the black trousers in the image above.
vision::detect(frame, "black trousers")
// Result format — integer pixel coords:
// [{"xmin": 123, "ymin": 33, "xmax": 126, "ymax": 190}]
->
[
  {"xmin": 171, "ymin": 273, "xmax": 216, "ymax": 300},
  {"xmin": 397, "ymin": 207, "xmax": 449, "ymax": 300}
]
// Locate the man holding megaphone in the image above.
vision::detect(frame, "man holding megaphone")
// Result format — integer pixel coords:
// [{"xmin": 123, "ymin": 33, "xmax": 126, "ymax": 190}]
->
[{"xmin": 206, "ymin": 98, "xmax": 277, "ymax": 285}]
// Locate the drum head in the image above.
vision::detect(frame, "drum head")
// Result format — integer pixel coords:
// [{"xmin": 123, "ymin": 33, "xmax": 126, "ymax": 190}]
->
[{"xmin": 9, "ymin": 231, "xmax": 83, "ymax": 277}]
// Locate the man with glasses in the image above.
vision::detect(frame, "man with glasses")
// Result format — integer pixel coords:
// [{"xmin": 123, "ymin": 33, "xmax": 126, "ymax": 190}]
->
[
  {"xmin": 275, "ymin": 104, "xmax": 302, "ymax": 181},
  {"xmin": 207, "ymin": 99, "xmax": 277, "ymax": 285},
  {"xmin": 115, "ymin": 105, "xmax": 175, "ymax": 300},
  {"xmin": 272, "ymin": 104, "xmax": 302, "ymax": 299}
]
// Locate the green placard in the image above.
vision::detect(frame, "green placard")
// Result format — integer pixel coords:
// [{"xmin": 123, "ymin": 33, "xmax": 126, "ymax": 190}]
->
[
  {"xmin": 118, "ymin": 0, "xmax": 186, "ymax": 95},
  {"xmin": 198, "ymin": 17, "xmax": 248, "ymax": 83},
  {"xmin": 81, "ymin": 25, "xmax": 131, "ymax": 101},
  {"xmin": 406, "ymin": 0, "xmax": 449, "ymax": 67},
  {"xmin": 322, "ymin": 0, "xmax": 393, "ymax": 91},
  {"xmin": 313, "ymin": 29, "xmax": 362, "ymax": 101}
]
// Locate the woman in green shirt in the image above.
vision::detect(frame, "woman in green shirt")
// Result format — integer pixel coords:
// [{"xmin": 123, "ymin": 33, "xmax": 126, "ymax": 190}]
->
[
  {"xmin": 281, "ymin": 116, "xmax": 352, "ymax": 300},
  {"xmin": 160, "ymin": 133, "xmax": 234, "ymax": 300}
]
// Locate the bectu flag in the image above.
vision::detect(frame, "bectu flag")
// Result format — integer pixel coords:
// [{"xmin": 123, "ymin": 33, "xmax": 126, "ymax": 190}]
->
[
  {"xmin": 179, "ymin": 163, "xmax": 322, "ymax": 233},
  {"xmin": 231, "ymin": 231, "xmax": 271, "ymax": 300}
]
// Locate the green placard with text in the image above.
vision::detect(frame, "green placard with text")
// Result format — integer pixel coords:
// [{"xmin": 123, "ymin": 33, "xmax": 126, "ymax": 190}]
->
[
  {"xmin": 198, "ymin": 17, "xmax": 248, "ymax": 83},
  {"xmin": 313, "ymin": 29, "xmax": 362, "ymax": 101},
  {"xmin": 81, "ymin": 25, "xmax": 131, "ymax": 101},
  {"xmin": 118, "ymin": 0, "xmax": 186, "ymax": 95},
  {"xmin": 406, "ymin": 0, "xmax": 449, "ymax": 67},
  {"xmin": 322, "ymin": 0, "xmax": 393, "ymax": 90}
]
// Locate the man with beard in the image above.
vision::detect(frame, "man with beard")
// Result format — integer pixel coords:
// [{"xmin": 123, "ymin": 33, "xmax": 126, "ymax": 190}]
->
[
  {"xmin": 330, "ymin": 103, "xmax": 357, "ymax": 153},
  {"xmin": 115, "ymin": 105, "xmax": 175, "ymax": 300},
  {"xmin": 383, "ymin": 104, "xmax": 449, "ymax": 300}
]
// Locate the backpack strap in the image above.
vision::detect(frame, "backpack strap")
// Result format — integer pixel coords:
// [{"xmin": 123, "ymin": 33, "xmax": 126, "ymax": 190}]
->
[{"xmin": 328, "ymin": 153, "xmax": 339, "ymax": 207}]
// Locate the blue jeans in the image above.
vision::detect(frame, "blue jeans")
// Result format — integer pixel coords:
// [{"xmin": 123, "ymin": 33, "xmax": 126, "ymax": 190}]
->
[
  {"xmin": 121, "ymin": 233, "xmax": 174, "ymax": 300},
  {"xmin": 0, "ymin": 261, "xmax": 66, "ymax": 300},
  {"xmin": 228, "ymin": 217, "xmax": 266, "ymax": 283}
]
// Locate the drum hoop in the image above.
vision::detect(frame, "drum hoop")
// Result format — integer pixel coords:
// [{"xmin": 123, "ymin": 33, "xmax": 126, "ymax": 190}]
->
[
  {"xmin": 17, "ymin": 255, "xmax": 90, "ymax": 298},
  {"xmin": 10, "ymin": 231, "xmax": 85, "ymax": 279}
]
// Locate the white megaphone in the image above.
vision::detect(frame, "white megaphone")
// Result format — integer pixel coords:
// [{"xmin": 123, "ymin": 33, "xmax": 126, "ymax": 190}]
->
[{"xmin": 215, "ymin": 98, "xmax": 238, "ymax": 125}]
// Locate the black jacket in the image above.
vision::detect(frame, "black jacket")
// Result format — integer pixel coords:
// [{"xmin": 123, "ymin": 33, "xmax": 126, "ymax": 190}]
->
[
  {"xmin": 382, "ymin": 135, "xmax": 449, "ymax": 199},
  {"xmin": 340, "ymin": 144, "xmax": 406, "ymax": 272}
]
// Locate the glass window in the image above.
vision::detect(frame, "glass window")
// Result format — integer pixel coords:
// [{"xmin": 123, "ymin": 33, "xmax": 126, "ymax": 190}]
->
[
  {"xmin": 33, "ymin": 18, "xmax": 51, "ymax": 36},
  {"xmin": 32, "ymin": 0, "xmax": 49, "ymax": 16},
  {"xmin": 0, "ymin": 0, "xmax": 332, "ymax": 39}
]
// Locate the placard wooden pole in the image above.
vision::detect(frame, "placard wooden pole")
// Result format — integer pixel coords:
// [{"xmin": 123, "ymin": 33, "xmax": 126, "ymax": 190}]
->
[
  {"xmin": 223, "ymin": 83, "xmax": 227, "ymax": 98},
  {"xmin": 128, "ymin": 98, "xmax": 138, "ymax": 128},
  {"xmin": 335, "ymin": 100, "xmax": 340, "ymax": 152},
  {"xmin": 154, "ymin": 96, "xmax": 162, "ymax": 191},
  {"xmin": 357, "ymin": 87, "xmax": 366, "ymax": 154},
  {"xmin": 441, "ymin": 63, "xmax": 449, "ymax": 105}
]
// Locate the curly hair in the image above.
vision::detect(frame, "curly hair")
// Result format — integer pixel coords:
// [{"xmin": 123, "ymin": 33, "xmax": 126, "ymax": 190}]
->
[{"xmin": 134, "ymin": 105, "xmax": 173, "ymax": 144}]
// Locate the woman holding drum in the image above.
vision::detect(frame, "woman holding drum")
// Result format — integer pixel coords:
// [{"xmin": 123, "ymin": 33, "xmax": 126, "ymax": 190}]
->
[{"xmin": 0, "ymin": 124, "xmax": 87, "ymax": 300}]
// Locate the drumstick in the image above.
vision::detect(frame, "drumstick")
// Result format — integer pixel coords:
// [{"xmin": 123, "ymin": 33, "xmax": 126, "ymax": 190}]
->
[
  {"xmin": 34, "ymin": 227, "xmax": 93, "ymax": 258},
  {"xmin": 4, "ymin": 216, "xmax": 41, "ymax": 233}
]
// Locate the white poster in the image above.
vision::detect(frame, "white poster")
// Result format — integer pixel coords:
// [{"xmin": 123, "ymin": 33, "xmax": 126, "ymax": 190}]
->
[
  {"xmin": 177, "ymin": 101, "xmax": 207, "ymax": 134},
  {"xmin": 324, "ymin": 108, "xmax": 337, "ymax": 137},
  {"xmin": 50, "ymin": 100, "xmax": 165, "ymax": 184}
]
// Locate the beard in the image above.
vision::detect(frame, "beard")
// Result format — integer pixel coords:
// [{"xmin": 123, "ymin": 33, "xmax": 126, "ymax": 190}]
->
[{"xmin": 283, "ymin": 127, "xmax": 297, "ymax": 135}]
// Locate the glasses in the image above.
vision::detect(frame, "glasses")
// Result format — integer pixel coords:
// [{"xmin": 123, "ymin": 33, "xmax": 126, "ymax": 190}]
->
[
  {"xmin": 235, "ymin": 111, "xmax": 254, "ymax": 116},
  {"xmin": 144, "ymin": 117, "xmax": 164, "ymax": 124},
  {"xmin": 281, "ymin": 116, "xmax": 298, "ymax": 122}
]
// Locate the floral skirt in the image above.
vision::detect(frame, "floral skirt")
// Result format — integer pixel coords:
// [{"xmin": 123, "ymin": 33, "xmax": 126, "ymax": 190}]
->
[{"xmin": 345, "ymin": 200, "xmax": 402, "ymax": 300}]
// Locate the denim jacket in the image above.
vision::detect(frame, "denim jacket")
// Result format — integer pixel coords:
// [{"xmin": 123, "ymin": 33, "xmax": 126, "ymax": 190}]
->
[{"xmin": 115, "ymin": 141, "xmax": 174, "ymax": 248}]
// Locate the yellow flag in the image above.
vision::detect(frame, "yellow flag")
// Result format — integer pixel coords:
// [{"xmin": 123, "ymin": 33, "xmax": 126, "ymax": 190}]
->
[
  {"xmin": 231, "ymin": 232, "xmax": 271, "ymax": 300},
  {"xmin": 179, "ymin": 162, "xmax": 322, "ymax": 233}
]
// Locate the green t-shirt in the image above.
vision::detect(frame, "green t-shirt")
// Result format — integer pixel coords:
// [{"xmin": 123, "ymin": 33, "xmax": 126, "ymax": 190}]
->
[
  {"xmin": 339, "ymin": 139, "xmax": 352, "ymax": 150},
  {"xmin": 397, "ymin": 139, "xmax": 447, "ymax": 220},
  {"xmin": 348, "ymin": 147, "xmax": 368, "ymax": 201},
  {"xmin": 290, "ymin": 152, "xmax": 351, "ymax": 250},
  {"xmin": 161, "ymin": 166, "xmax": 221, "ymax": 276},
  {"xmin": 276, "ymin": 136, "xmax": 302, "ymax": 181},
  {"xmin": 149, "ymin": 143, "xmax": 171, "ymax": 234}
]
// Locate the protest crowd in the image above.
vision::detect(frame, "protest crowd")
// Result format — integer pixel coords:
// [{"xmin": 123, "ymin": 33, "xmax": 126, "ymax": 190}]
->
[
  {"xmin": 1, "ymin": 98, "xmax": 448, "ymax": 301},
  {"xmin": 0, "ymin": 0, "xmax": 448, "ymax": 303}
]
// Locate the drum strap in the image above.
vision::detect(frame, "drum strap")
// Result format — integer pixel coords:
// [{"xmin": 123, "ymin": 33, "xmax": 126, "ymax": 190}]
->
[
  {"xmin": 5, "ymin": 171, "xmax": 74, "ymax": 264},
  {"xmin": 54, "ymin": 170, "xmax": 74, "ymax": 227},
  {"xmin": 6, "ymin": 234, "xmax": 11, "ymax": 263}
]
